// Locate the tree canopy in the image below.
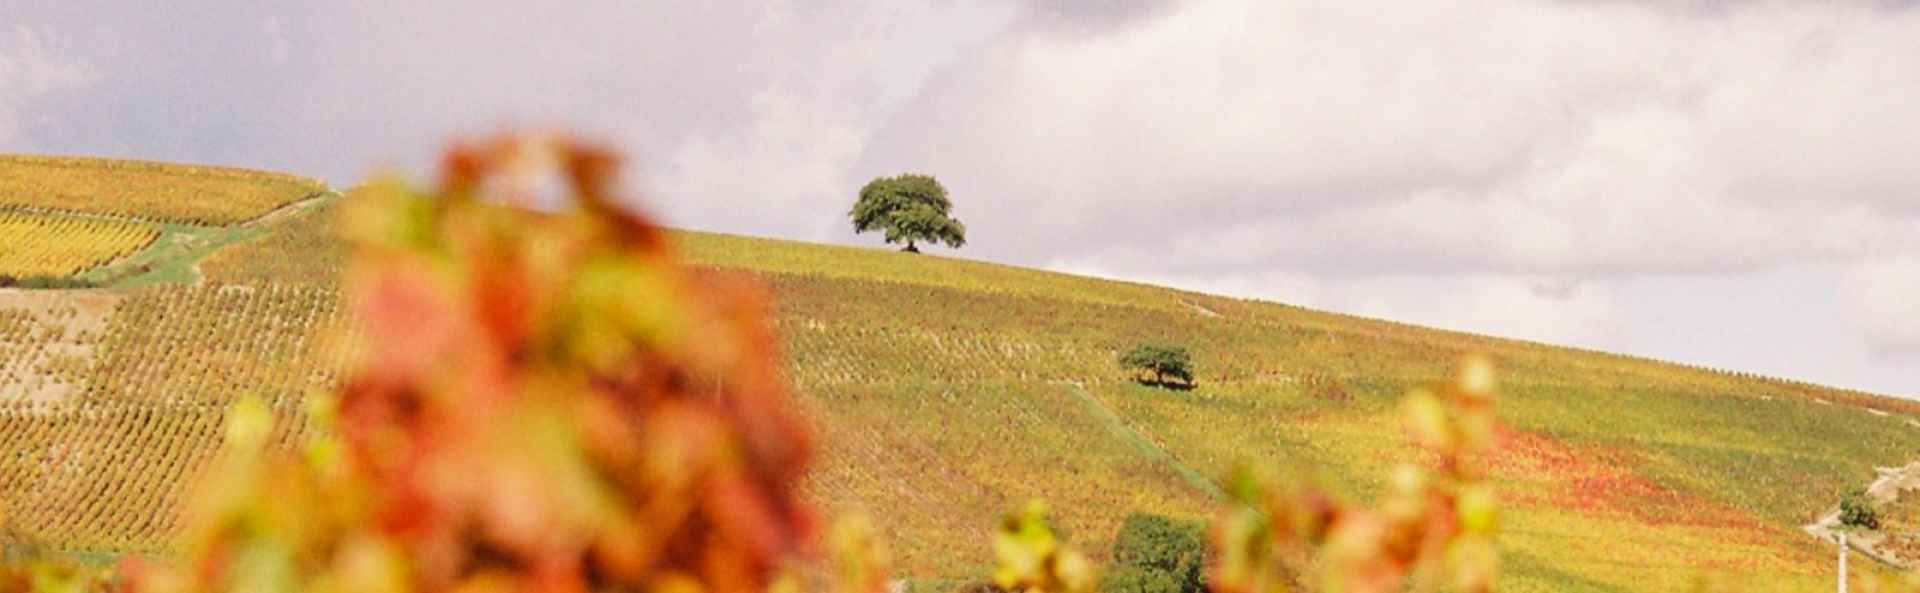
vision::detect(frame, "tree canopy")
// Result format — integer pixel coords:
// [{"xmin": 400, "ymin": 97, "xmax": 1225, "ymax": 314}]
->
[
  {"xmin": 1839, "ymin": 489, "xmax": 1880, "ymax": 530},
  {"xmin": 849, "ymin": 173, "xmax": 966, "ymax": 253},
  {"xmin": 1101, "ymin": 513, "xmax": 1207, "ymax": 593},
  {"xmin": 1119, "ymin": 343, "xmax": 1195, "ymax": 388}
]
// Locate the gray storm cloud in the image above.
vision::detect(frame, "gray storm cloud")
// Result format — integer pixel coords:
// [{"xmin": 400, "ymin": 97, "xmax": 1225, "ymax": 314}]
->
[{"xmin": 4, "ymin": 0, "xmax": 1917, "ymax": 395}]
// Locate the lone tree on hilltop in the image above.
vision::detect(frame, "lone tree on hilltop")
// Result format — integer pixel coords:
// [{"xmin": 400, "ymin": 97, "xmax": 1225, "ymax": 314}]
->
[
  {"xmin": 1120, "ymin": 343, "xmax": 1194, "ymax": 388},
  {"xmin": 849, "ymin": 173, "xmax": 966, "ymax": 253}
]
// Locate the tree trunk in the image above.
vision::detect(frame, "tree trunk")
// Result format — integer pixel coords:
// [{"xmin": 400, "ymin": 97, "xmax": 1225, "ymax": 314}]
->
[{"xmin": 902, "ymin": 240, "xmax": 920, "ymax": 253}]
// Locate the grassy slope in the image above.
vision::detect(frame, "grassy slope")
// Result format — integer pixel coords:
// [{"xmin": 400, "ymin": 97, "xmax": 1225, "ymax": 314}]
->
[
  {"xmin": 5, "ymin": 191, "xmax": 1918, "ymax": 590},
  {"xmin": 675, "ymin": 230, "xmax": 1920, "ymax": 591}
]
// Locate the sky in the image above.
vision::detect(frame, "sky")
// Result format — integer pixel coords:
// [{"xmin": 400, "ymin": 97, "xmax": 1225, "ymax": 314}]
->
[{"xmin": 3, "ymin": 0, "xmax": 1917, "ymax": 397}]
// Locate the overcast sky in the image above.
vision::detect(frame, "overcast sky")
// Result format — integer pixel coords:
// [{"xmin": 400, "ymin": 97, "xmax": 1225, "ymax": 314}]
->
[{"xmin": 4, "ymin": 1, "xmax": 1917, "ymax": 397}]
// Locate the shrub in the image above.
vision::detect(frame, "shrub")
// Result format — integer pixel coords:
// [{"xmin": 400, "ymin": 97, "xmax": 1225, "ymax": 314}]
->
[
  {"xmin": 1841, "ymin": 489, "xmax": 1881, "ymax": 530},
  {"xmin": 1102, "ymin": 513, "xmax": 1206, "ymax": 593},
  {"xmin": 953, "ymin": 581, "xmax": 1009, "ymax": 593},
  {"xmin": 1098, "ymin": 566, "xmax": 1182, "ymax": 593},
  {"xmin": 1119, "ymin": 343, "xmax": 1194, "ymax": 387}
]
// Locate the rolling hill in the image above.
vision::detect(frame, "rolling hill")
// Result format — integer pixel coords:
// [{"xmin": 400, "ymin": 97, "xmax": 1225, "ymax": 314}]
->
[{"xmin": 2, "ymin": 157, "xmax": 1917, "ymax": 591}]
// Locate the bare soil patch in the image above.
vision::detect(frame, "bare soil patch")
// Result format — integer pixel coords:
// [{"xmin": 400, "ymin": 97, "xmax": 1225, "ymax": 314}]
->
[
  {"xmin": 0, "ymin": 288, "xmax": 116, "ymax": 406},
  {"xmin": 1181, "ymin": 300, "xmax": 1222, "ymax": 318}
]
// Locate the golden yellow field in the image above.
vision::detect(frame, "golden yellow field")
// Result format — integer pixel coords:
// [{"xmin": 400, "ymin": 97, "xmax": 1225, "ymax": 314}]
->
[
  {"xmin": 0, "ymin": 156, "xmax": 325, "ymax": 225},
  {"xmin": 0, "ymin": 211, "xmax": 159, "ymax": 278}
]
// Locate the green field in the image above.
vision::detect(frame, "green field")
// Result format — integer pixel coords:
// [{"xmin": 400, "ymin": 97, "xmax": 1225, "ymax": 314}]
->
[{"xmin": 1, "ymin": 163, "xmax": 1916, "ymax": 591}]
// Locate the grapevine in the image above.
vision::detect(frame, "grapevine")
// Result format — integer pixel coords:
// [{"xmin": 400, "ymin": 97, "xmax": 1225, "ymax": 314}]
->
[
  {"xmin": 0, "ymin": 212, "xmax": 160, "ymax": 279},
  {"xmin": 0, "ymin": 156, "xmax": 324, "ymax": 226}
]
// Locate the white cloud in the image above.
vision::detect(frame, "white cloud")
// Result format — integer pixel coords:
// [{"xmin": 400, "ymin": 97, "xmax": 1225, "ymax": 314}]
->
[
  {"xmin": 0, "ymin": 26, "xmax": 96, "ymax": 147},
  {"xmin": 657, "ymin": 88, "xmax": 869, "ymax": 239},
  {"xmin": 0, "ymin": 26, "xmax": 92, "ymax": 94},
  {"xmin": 1044, "ymin": 257, "xmax": 1625, "ymax": 353},
  {"xmin": 1281, "ymin": 274, "xmax": 1626, "ymax": 353},
  {"xmin": 862, "ymin": 0, "xmax": 1920, "ymax": 277},
  {"xmin": 846, "ymin": 0, "xmax": 1920, "ymax": 388},
  {"xmin": 1841, "ymin": 256, "xmax": 1920, "ymax": 358}
]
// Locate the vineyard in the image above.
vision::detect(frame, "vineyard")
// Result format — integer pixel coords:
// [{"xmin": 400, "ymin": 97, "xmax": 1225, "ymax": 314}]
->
[
  {"xmin": 0, "ymin": 212, "xmax": 160, "ymax": 279},
  {"xmin": 0, "ymin": 157, "xmax": 346, "ymax": 556},
  {"xmin": 0, "ymin": 156, "xmax": 336, "ymax": 292},
  {"xmin": 0, "ymin": 284, "xmax": 341, "ymax": 552},
  {"xmin": 688, "ymin": 231, "xmax": 1920, "ymax": 591},
  {"xmin": 196, "ymin": 199, "xmax": 343, "ymax": 286},
  {"xmin": 1, "ymin": 166, "xmax": 1918, "ymax": 591},
  {"xmin": 0, "ymin": 156, "xmax": 325, "ymax": 225}
]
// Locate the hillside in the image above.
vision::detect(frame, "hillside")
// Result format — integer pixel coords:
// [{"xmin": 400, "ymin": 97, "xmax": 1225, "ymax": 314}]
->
[
  {"xmin": 2, "ymin": 158, "xmax": 1918, "ymax": 591},
  {"xmin": 676, "ymin": 231, "xmax": 1920, "ymax": 591}
]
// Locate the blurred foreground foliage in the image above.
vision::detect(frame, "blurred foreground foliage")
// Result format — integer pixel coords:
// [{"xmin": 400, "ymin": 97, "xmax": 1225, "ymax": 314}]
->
[
  {"xmin": 129, "ymin": 135, "xmax": 819, "ymax": 593},
  {"xmin": 1210, "ymin": 360, "xmax": 1499, "ymax": 593}
]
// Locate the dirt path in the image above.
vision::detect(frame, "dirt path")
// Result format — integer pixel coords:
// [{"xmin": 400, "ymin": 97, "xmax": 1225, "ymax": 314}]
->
[
  {"xmin": 3, "ymin": 186, "xmax": 334, "ymax": 283},
  {"xmin": 1803, "ymin": 460, "xmax": 1920, "ymax": 568},
  {"xmin": 240, "ymin": 191, "xmax": 332, "ymax": 228},
  {"xmin": 184, "ymin": 191, "xmax": 336, "ymax": 282},
  {"xmin": 94, "ymin": 190, "xmax": 340, "ymax": 287},
  {"xmin": 1182, "ymin": 300, "xmax": 1223, "ymax": 318}
]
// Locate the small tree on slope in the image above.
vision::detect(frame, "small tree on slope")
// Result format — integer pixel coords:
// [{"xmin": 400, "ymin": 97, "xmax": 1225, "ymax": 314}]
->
[
  {"xmin": 1119, "ymin": 343, "xmax": 1195, "ymax": 388},
  {"xmin": 1839, "ymin": 488, "xmax": 1880, "ymax": 530},
  {"xmin": 1835, "ymin": 488, "xmax": 1879, "ymax": 593}
]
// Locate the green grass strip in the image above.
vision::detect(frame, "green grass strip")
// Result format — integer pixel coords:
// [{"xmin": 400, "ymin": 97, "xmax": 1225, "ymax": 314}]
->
[
  {"xmin": 1058, "ymin": 382, "xmax": 1225, "ymax": 500},
  {"xmin": 81, "ymin": 192, "xmax": 336, "ymax": 288}
]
